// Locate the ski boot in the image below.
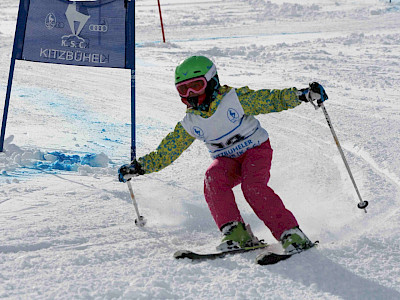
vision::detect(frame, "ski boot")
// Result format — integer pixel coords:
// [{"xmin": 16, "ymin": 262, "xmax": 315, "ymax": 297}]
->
[
  {"xmin": 216, "ymin": 221, "xmax": 265, "ymax": 252},
  {"xmin": 280, "ymin": 226, "xmax": 314, "ymax": 255}
]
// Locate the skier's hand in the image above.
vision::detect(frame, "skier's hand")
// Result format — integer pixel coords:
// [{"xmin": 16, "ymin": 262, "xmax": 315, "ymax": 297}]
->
[
  {"xmin": 118, "ymin": 160, "xmax": 145, "ymax": 182},
  {"xmin": 298, "ymin": 82, "xmax": 328, "ymax": 106}
]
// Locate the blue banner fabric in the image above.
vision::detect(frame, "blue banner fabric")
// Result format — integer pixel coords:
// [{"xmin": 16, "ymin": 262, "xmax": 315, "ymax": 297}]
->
[{"xmin": 22, "ymin": 0, "xmax": 126, "ymax": 68}]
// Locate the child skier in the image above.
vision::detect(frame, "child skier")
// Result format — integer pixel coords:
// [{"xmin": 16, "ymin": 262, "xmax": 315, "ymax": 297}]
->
[{"xmin": 118, "ymin": 56, "xmax": 327, "ymax": 254}]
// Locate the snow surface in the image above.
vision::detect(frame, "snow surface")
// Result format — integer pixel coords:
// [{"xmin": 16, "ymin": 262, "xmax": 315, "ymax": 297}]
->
[{"xmin": 1, "ymin": 0, "xmax": 400, "ymax": 299}]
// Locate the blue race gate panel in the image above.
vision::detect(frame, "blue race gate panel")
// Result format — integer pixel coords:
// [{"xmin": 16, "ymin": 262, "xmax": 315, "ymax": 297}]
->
[
  {"xmin": 1, "ymin": 0, "xmax": 136, "ymax": 156},
  {"xmin": 22, "ymin": 0, "xmax": 126, "ymax": 68}
]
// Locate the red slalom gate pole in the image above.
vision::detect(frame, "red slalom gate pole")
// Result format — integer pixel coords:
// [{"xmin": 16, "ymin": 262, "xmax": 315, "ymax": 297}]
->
[{"xmin": 157, "ymin": 0, "xmax": 166, "ymax": 42}]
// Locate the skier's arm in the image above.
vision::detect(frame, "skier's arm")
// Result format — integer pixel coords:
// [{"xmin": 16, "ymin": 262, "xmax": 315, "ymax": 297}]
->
[
  {"xmin": 236, "ymin": 86, "xmax": 301, "ymax": 115},
  {"xmin": 137, "ymin": 122, "xmax": 195, "ymax": 174}
]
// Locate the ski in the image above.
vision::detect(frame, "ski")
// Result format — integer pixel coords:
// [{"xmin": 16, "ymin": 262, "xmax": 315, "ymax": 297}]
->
[
  {"xmin": 256, "ymin": 241, "xmax": 318, "ymax": 265},
  {"xmin": 255, "ymin": 251, "xmax": 293, "ymax": 265},
  {"xmin": 174, "ymin": 241, "xmax": 318, "ymax": 263},
  {"xmin": 174, "ymin": 244, "xmax": 269, "ymax": 261}
]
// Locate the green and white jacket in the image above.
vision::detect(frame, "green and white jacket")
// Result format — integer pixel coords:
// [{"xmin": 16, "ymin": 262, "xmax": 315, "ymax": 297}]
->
[{"xmin": 138, "ymin": 85, "xmax": 301, "ymax": 174}]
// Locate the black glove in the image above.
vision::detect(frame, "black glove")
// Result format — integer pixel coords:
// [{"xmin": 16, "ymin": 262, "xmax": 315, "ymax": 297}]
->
[
  {"xmin": 298, "ymin": 82, "xmax": 328, "ymax": 105},
  {"xmin": 118, "ymin": 160, "xmax": 145, "ymax": 182}
]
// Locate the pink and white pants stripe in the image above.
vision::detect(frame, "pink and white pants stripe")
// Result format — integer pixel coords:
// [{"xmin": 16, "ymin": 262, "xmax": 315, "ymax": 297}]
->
[{"xmin": 204, "ymin": 139, "xmax": 298, "ymax": 240}]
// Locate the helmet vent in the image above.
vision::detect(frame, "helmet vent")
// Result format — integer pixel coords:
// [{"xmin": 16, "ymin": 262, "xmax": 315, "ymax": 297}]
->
[{"xmin": 193, "ymin": 70, "xmax": 201, "ymax": 73}]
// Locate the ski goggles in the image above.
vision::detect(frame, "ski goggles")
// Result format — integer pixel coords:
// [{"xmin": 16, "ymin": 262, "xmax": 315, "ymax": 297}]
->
[{"xmin": 175, "ymin": 77, "xmax": 207, "ymax": 97}]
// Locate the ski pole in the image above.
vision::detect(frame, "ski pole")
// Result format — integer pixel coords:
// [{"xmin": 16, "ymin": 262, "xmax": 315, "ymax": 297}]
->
[
  {"xmin": 126, "ymin": 179, "xmax": 147, "ymax": 227},
  {"xmin": 310, "ymin": 92, "xmax": 368, "ymax": 213}
]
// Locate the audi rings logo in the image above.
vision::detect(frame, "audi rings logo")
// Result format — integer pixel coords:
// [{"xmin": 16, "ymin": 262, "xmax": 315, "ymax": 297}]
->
[{"xmin": 89, "ymin": 24, "xmax": 108, "ymax": 32}]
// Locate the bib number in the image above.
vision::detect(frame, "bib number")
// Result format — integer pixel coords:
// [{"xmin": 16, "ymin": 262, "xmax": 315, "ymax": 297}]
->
[{"xmin": 210, "ymin": 134, "xmax": 245, "ymax": 149}]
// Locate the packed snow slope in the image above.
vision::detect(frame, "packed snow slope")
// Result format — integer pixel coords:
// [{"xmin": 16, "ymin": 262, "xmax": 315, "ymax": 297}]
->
[{"xmin": 1, "ymin": 0, "xmax": 400, "ymax": 299}]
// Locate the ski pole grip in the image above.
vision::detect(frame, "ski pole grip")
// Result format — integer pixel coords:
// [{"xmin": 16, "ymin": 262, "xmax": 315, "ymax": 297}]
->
[
  {"xmin": 309, "ymin": 99, "xmax": 320, "ymax": 110},
  {"xmin": 124, "ymin": 174, "xmax": 135, "ymax": 181}
]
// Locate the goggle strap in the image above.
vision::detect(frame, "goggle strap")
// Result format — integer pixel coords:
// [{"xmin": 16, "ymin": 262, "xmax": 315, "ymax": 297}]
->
[{"xmin": 204, "ymin": 64, "xmax": 217, "ymax": 81}]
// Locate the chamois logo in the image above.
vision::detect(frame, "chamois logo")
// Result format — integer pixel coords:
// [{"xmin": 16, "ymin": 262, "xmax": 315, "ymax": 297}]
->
[
  {"xmin": 66, "ymin": 2, "xmax": 90, "ymax": 37},
  {"xmin": 192, "ymin": 126, "xmax": 204, "ymax": 138},
  {"xmin": 227, "ymin": 108, "xmax": 239, "ymax": 123},
  {"xmin": 62, "ymin": 2, "xmax": 90, "ymax": 49}
]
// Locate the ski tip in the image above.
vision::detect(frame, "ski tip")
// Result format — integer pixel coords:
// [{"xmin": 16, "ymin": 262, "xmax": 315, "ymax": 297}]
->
[{"xmin": 173, "ymin": 250, "xmax": 193, "ymax": 259}]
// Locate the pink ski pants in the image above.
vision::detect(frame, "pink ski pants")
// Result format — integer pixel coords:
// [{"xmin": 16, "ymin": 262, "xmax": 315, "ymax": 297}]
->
[{"xmin": 204, "ymin": 139, "xmax": 298, "ymax": 240}]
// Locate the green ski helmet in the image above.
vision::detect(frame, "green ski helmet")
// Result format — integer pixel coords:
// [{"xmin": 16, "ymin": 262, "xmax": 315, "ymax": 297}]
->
[{"xmin": 175, "ymin": 56, "xmax": 220, "ymax": 110}]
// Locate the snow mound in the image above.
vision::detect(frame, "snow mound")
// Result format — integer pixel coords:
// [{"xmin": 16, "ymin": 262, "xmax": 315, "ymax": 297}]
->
[{"xmin": 0, "ymin": 135, "xmax": 113, "ymax": 178}]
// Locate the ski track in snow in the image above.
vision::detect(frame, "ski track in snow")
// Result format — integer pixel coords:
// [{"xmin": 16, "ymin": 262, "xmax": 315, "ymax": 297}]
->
[{"xmin": 1, "ymin": 0, "xmax": 400, "ymax": 299}]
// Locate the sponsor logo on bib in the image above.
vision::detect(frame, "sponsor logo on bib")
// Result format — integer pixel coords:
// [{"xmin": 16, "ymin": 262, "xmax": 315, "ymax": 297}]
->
[
  {"xmin": 227, "ymin": 108, "xmax": 239, "ymax": 123},
  {"xmin": 192, "ymin": 126, "xmax": 204, "ymax": 138}
]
